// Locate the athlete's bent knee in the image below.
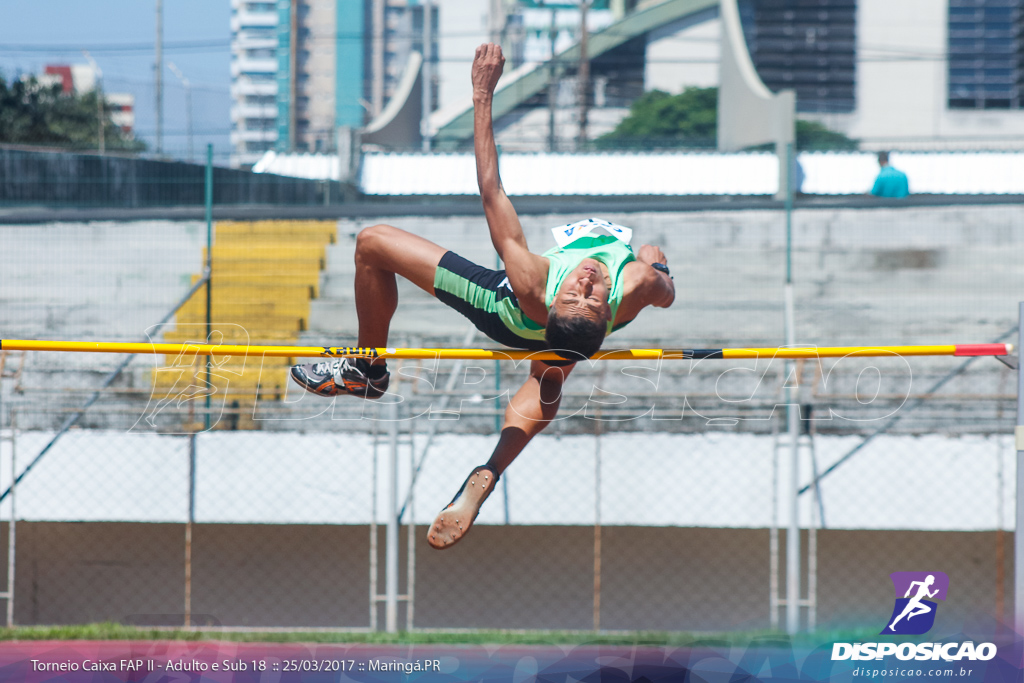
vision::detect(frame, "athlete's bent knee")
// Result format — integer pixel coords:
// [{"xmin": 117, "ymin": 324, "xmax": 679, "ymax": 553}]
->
[{"xmin": 355, "ymin": 224, "xmax": 397, "ymax": 263}]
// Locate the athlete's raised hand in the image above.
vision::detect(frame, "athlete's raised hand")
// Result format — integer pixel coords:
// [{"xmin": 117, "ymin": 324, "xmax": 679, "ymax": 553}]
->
[
  {"xmin": 637, "ymin": 244, "xmax": 668, "ymax": 267},
  {"xmin": 472, "ymin": 43, "xmax": 505, "ymax": 99}
]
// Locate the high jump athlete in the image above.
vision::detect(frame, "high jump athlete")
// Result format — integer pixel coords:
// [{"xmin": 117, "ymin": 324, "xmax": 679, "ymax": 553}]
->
[{"xmin": 290, "ymin": 43, "xmax": 675, "ymax": 549}]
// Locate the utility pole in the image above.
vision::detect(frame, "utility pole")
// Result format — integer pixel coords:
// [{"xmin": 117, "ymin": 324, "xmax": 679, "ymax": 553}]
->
[
  {"xmin": 547, "ymin": 3, "xmax": 557, "ymax": 152},
  {"xmin": 488, "ymin": 0, "xmax": 506, "ymax": 45},
  {"xmin": 371, "ymin": 0, "xmax": 385, "ymax": 117},
  {"xmin": 155, "ymin": 0, "xmax": 164, "ymax": 155},
  {"xmin": 577, "ymin": 0, "xmax": 590, "ymax": 149},
  {"xmin": 421, "ymin": 1, "xmax": 434, "ymax": 152},
  {"xmin": 288, "ymin": 0, "xmax": 298, "ymax": 151},
  {"xmin": 82, "ymin": 51, "xmax": 104, "ymax": 155},
  {"xmin": 168, "ymin": 62, "xmax": 193, "ymax": 162}
]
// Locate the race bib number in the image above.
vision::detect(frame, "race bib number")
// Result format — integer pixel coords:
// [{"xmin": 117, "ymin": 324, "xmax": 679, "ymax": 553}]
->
[{"xmin": 552, "ymin": 218, "xmax": 633, "ymax": 248}]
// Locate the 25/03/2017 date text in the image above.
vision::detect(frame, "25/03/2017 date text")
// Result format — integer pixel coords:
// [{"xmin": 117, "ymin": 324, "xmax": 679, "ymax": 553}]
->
[{"xmin": 281, "ymin": 659, "xmax": 443, "ymax": 673}]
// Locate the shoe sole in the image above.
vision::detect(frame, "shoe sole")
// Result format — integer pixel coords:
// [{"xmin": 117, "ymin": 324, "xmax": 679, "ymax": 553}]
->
[
  {"xmin": 427, "ymin": 466, "xmax": 497, "ymax": 550},
  {"xmin": 289, "ymin": 367, "xmax": 386, "ymax": 399}
]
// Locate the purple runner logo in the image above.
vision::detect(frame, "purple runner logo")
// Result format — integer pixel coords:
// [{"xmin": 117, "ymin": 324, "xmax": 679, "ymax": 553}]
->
[{"xmin": 880, "ymin": 571, "xmax": 949, "ymax": 635}]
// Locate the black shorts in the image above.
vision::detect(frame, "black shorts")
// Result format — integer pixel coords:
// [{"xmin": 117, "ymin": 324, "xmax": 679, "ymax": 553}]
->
[{"xmin": 432, "ymin": 251, "xmax": 549, "ymax": 351}]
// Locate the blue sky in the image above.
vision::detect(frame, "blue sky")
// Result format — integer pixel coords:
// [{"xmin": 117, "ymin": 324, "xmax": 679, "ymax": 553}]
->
[{"xmin": 0, "ymin": 0, "xmax": 233, "ymax": 161}]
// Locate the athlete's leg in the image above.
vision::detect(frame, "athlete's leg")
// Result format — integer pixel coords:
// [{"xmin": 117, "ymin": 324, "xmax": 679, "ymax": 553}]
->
[
  {"xmin": 290, "ymin": 224, "xmax": 447, "ymax": 398},
  {"xmin": 353, "ymin": 223, "xmax": 447, "ymax": 349},
  {"xmin": 428, "ymin": 360, "xmax": 574, "ymax": 549},
  {"xmin": 486, "ymin": 360, "xmax": 574, "ymax": 473}
]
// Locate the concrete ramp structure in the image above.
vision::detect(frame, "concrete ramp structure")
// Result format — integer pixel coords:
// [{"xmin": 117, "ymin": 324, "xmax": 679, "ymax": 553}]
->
[
  {"xmin": 716, "ymin": 0, "xmax": 794, "ymax": 197},
  {"xmin": 362, "ymin": 51, "xmax": 425, "ymax": 150},
  {"xmin": 431, "ymin": 0, "xmax": 718, "ymax": 150},
  {"xmin": 716, "ymin": 0, "xmax": 794, "ymax": 152}
]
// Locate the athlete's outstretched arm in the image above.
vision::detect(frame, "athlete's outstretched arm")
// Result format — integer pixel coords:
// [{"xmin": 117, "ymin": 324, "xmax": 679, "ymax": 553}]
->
[
  {"xmin": 472, "ymin": 44, "xmax": 548, "ymax": 314},
  {"xmin": 484, "ymin": 360, "xmax": 575, "ymax": 475},
  {"xmin": 472, "ymin": 43, "xmax": 522, "ymax": 256}
]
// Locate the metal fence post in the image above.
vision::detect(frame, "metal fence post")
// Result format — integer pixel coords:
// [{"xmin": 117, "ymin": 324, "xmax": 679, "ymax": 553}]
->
[
  {"xmin": 783, "ymin": 141, "xmax": 801, "ymax": 635},
  {"xmin": 369, "ymin": 420, "xmax": 379, "ymax": 631},
  {"xmin": 386, "ymin": 400, "xmax": 399, "ymax": 633},
  {"xmin": 5, "ymin": 411, "xmax": 15, "ymax": 628},
  {"xmin": 1015, "ymin": 301, "xmax": 1024, "ymax": 633},
  {"xmin": 204, "ymin": 143, "xmax": 213, "ymax": 431},
  {"xmin": 185, "ymin": 431, "xmax": 196, "ymax": 628}
]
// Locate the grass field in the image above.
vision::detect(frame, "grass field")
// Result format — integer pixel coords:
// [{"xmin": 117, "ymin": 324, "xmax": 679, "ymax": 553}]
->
[{"xmin": 0, "ymin": 622, "xmax": 895, "ymax": 647}]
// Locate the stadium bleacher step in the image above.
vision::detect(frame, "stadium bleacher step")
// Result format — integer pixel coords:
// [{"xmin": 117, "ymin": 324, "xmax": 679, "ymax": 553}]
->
[
  {"xmin": 204, "ymin": 259, "xmax": 324, "ymax": 276},
  {"xmin": 215, "ymin": 220, "xmax": 338, "ymax": 243},
  {"xmin": 190, "ymin": 273, "xmax": 320, "ymax": 297},
  {"xmin": 179, "ymin": 301, "xmax": 311, "ymax": 320},
  {"xmin": 161, "ymin": 327, "xmax": 302, "ymax": 345},
  {"xmin": 179, "ymin": 285, "xmax": 315, "ymax": 306},
  {"xmin": 158, "ymin": 220, "xmax": 338, "ymax": 414},
  {"xmin": 204, "ymin": 246, "xmax": 326, "ymax": 270},
  {"xmin": 175, "ymin": 312, "xmax": 306, "ymax": 332},
  {"xmin": 150, "ymin": 364, "xmax": 291, "ymax": 395}
]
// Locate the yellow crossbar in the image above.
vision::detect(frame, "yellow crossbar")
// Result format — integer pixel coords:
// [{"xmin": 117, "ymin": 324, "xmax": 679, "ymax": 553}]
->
[{"xmin": 0, "ymin": 340, "xmax": 1012, "ymax": 361}]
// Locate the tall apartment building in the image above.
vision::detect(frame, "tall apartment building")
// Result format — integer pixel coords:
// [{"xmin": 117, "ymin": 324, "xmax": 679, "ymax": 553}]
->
[
  {"xmin": 275, "ymin": 0, "xmax": 363, "ymax": 153},
  {"xmin": 229, "ymin": 0, "xmax": 279, "ymax": 168},
  {"xmin": 230, "ymin": 0, "xmax": 438, "ymax": 166},
  {"xmin": 377, "ymin": 0, "xmax": 440, "ymax": 115},
  {"xmin": 278, "ymin": 0, "xmax": 439, "ymax": 155}
]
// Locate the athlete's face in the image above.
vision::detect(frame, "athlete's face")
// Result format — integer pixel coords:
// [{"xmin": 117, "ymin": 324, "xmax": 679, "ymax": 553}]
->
[{"xmin": 551, "ymin": 258, "xmax": 612, "ymax": 324}]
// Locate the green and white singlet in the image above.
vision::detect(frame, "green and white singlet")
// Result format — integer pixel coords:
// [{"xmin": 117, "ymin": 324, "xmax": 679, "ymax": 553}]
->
[
  {"xmin": 432, "ymin": 218, "xmax": 636, "ymax": 350},
  {"xmin": 542, "ymin": 232, "xmax": 636, "ymax": 335}
]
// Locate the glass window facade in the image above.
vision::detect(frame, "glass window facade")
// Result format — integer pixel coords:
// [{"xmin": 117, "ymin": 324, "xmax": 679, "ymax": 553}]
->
[
  {"xmin": 948, "ymin": 0, "xmax": 1023, "ymax": 109},
  {"xmin": 738, "ymin": 0, "xmax": 857, "ymax": 113}
]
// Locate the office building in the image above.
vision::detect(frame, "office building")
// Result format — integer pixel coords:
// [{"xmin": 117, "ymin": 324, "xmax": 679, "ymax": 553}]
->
[
  {"xmin": 230, "ymin": 0, "xmax": 439, "ymax": 166},
  {"xmin": 230, "ymin": 0, "xmax": 279, "ymax": 168},
  {"xmin": 275, "ymin": 0, "xmax": 438, "ymax": 155},
  {"xmin": 650, "ymin": 0, "xmax": 1024, "ymax": 147}
]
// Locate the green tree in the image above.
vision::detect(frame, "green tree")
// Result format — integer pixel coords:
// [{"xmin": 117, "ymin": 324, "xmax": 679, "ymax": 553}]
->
[
  {"xmin": 0, "ymin": 74, "xmax": 145, "ymax": 152},
  {"xmin": 597, "ymin": 88, "xmax": 718, "ymax": 150},
  {"xmin": 596, "ymin": 86, "xmax": 857, "ymax": 151},
  {"xmin": 794, "ymin": 119, "xmax": 858, "ymax": 151}
]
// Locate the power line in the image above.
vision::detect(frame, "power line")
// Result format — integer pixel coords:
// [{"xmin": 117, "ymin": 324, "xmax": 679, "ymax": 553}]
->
[
  {"xmin": 0, "ymin": 39, "xmax": 230, "ymax": 54},
  {"xmin": 0, "ymin": 24, "xmax": 717, "ymax": 55},
  {"xmin": 0, "ymin": 47, "xmax": 967, "ymax": 66},
  {"xmin": 131, "ymin": 126, "xmax": 234, "ymax": 135}
]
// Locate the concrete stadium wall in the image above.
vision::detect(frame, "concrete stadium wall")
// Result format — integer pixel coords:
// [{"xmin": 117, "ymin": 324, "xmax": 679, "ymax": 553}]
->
[{"xmin": 2, "ymin": 523, "xmax": 1010, "ymax": 634}]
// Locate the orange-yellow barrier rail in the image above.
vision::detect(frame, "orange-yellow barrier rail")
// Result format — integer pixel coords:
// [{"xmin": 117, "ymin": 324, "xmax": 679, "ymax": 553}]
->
[{"xmin": 0, "ymin": 339, "xmax": 1013, "ymax": 362}]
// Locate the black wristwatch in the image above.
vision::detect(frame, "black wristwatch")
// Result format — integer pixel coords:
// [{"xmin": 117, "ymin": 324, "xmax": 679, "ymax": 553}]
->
[{"xmin": 651, "ymin": 262, "xmax": 672, "ymax": 279}]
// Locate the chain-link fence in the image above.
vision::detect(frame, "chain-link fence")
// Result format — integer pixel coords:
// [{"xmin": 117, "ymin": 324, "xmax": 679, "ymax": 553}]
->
[
  {"xmin": 0, "ymin": 198, "xmax": 1019, "ymax": 633},
  {"xmin": 0, "ymin": 148, "xmax": 346, "ymax": 209}
]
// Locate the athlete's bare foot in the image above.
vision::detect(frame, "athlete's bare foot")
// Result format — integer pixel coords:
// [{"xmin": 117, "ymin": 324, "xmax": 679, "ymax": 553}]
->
[{"xmin": 427, "ymin": 465, "xmax": 498, "ymax": 549}]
